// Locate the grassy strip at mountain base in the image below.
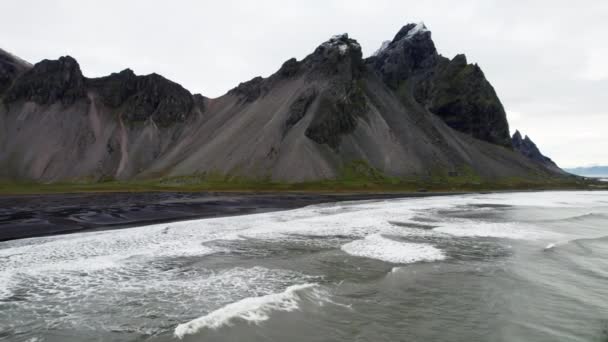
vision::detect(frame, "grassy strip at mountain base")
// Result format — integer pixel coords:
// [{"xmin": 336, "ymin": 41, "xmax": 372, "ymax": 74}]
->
[
  {"xmin": 0, "ymin": 179, "xmax": 601, "ymax": 195},
  {"xmin": 0, "ymin": 176, "xmax": 603, "ymax": 195},
  {"xmin": 0, "ymin": 160, "xmax": 604, "ymax": 195},
  {"xmin": 0, "ymin": 178, "xmax": 602, "ymax": 195}
]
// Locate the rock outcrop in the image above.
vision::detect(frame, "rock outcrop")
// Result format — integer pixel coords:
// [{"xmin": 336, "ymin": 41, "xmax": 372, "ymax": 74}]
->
[
  {"xmin": 370, "ymin": 23, "xmax": 512, "ymax": 147},
  {"xmin": 5, "ymin": 56, "xmax": 85, "ymax": 105},
  {"xmin": 89, "ymin": 70, "xmax": 197, "ymax": 126},
  {"xmin": 512, "ymin": 130, "xmax": 558, "ymax": 168}
]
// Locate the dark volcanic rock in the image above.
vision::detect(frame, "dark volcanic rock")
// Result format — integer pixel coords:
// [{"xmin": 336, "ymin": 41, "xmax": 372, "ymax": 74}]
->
[
  {"xmin": 124, "ymin": 74, "xmax": 194, "ymax": 126},
  {"xmin": 228, "ymin": 76, "xmax": 267, "ymax": 103},
  {"xmin": 88, "ymin": 68, "xmax": 138, "ymax": 107},
  {"xmin": 512, "ymin": 130, "xmax": 558, "ymax": 167},
  {"xmin": 227, "ymin": 58, "xmax": 302, "ymax": 104},
  {"xmin": 304, "ymin": 33, "xmax": 364, "ymax": 80},
  {"xmin": 284, "ymin": 87, "xmax": 317, "ymax": 134},
  {"xmin": 299, "ymin": 34, "xmax": 368, "ymax": 149},
  {"xmin": 3, "ymin": 53, "xmax": 199, "ymax": 126},
  {"xmin": 370, "ymin": 23, "xmax": 512, "ymax": 147},
  {"xmin": 228, "ymin": 57, "xmax": 305, "ymax": 103},
  {"xmin": 371, "ymin": 23, "xmax": 437, "ymax": 89},
  {"xmin": 0, "ymin": 48, "xmax": 30, "ymax": 95},
  {"xmin": 277, "ymin": 58, "xmax": 302, "ymax": 78},
  {"xmin": 305, "ymin": 81, "xmax": 367, "ymax": 149},
  {"xmin": 89, "ymin": 71, "xmax": 195, "ymax": 126},
  {"xmin": 192, "ymin": 93, "xmax": 207, "ymax": 113},
  {"xmin": 5, "ymin": 56, "xmax": 86, "ymax": 105},
  {"xmin": 415, "ymin": 54, "xmax": 512, "ymax": 147}
]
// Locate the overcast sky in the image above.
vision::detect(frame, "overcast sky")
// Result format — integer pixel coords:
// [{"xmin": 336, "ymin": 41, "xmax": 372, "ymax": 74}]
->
[{"xmin": 2, "ymin": 0, "xmax": 606, "ymax": 167}]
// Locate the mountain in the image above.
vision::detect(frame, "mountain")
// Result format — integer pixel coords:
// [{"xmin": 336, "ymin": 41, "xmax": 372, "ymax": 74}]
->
[
  {"xmin": 0, "ymin": 23, "xmax": 567, "ymax": 184},
  {"xmin": 565, "ymin": 166, "xmax": 608, "ymax": 178},
  {"xmin": 511, "ymin": 130, "xmax": 563, "ymax": 173}
]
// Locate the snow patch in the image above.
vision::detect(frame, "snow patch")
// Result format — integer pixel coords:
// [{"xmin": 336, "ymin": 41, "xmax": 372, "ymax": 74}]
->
[
  {"xmin": 322, "ymin": 33, "xmax": 358, "ymax": 55},
  {"xmin": 331, "ymin": 33, "xmax": 349, "ymax": 41},
  {"xmin": 405, "ymin": 22, "xmax": 429, "ymax": 39}
]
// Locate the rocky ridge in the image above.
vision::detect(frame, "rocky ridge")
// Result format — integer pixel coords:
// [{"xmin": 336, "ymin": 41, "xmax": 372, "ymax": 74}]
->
[
  {"xmin": 0, "ymin": 23, "xmax": 565, "ymax": 183},
  {"xmin": 511, "ymin": 130, "xmax": 558, "ymax": 168}
]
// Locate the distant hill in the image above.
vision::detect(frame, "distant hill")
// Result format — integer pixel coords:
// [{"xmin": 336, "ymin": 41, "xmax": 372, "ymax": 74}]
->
[{"xmin": 565, "ymin": 166, "xmax": 608, "ymax": 177}]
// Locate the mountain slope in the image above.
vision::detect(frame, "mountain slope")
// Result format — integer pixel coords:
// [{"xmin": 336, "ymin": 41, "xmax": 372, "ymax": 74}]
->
[
  {"xmin": 0, "ymin": 24, "xmax": 565, "ymax": 184},
  {"xmin": 0, "ymin": 48, "xmax": 32, "ymax": 95}
]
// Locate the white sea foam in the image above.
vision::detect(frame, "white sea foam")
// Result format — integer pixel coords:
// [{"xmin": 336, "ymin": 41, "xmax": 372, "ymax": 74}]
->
[
  {"xmin": 341, "ymin": 234, "xmax": 445, "ymax": 264},
  {"xmin": 544, "ymin": 243, "xmax": 556, "ymax": 250},
  {"xmin": 433, "ymin": 222, "xmax": 551, "ymax": 240},
  {"xmin": 1, "ymin": 265, "xmax": 314, "ymax": 334},
  {"xmin": 2, "ymin": 191, "xmax": 587, "ymax": 298},
  {"xmin": 174, "ymin": 283, "xmax": 317, "ymax": 338}
]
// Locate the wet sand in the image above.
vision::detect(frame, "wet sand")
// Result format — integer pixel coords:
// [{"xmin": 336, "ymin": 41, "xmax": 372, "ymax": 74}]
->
[{"xmin": 0, "ymin": 192, "xmax": 460, "ymax": 242}]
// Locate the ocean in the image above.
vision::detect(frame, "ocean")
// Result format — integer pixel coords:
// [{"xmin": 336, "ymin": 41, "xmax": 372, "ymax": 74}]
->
[{"xmin": 1, "ymin": 191, "xmax": 607, "ymax": 341}]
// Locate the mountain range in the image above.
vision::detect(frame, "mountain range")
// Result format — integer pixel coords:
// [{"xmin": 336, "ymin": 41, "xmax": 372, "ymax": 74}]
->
[
  {"xmin": 0, "ymin": 23, "xmax": 567, "ymax": 185},
  {"xmin": 564, "ymin": 166, "xmax": 608, "ymax": 177}
]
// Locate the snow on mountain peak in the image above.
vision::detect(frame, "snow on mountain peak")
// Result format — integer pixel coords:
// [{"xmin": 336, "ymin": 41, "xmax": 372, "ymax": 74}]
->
[
  {"xmin": 406, "ymin": 22, "xmax": 429, "ymax": 39},
  {"xmin": 321, "ymin": 33, "xmax": 360, "ymax": 55}
]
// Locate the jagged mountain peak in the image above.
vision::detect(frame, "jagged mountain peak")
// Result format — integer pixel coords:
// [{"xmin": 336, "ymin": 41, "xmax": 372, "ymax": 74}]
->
[
  {"xmin": 369, "ymin": 23, "xmax": 438, "ymax": 89},
  {"xmin": 370, "ymin": 23, "xmax": 431, "ymax": 58},
  {"xmin": 319, "ymin": 33, "xmax": 361, "ymax": 55},
  {"xmin": 393, "ymin": 22, "xmax": 431, "ymax": 41},
  {"xmin": 512, "ymin": 129, "xmax": 523, "ymax": 140},
  {"xmin": 30, "ymin": 56, "xmax": 83, "ymax": 77},
  {"xmin": 512, "ymin": 130, "xmax": 559, "ymax": 169},
  {"xmin": 368, "ymin": 23, "xmax": 511, "ymax": 147},
  {"xmin": 5, "ymin": 55, "xmax": 86, "ymax": 105},
  {"xmin": 87, "ymin": 67, "xmax": 197, "ymax": 125},
  {"xmin": 304, "ymin": 33, "xmax": 364, "ymax": 78}
]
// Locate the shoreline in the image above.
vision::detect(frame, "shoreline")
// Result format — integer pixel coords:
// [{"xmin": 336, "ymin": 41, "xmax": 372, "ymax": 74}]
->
[
  {"xmin": 3, "ymin": 188, "xmax": 606, "ymax": 243},
  {"xmin": 0, "ymin": 191, "xmax": 467, "ymax": 242}
]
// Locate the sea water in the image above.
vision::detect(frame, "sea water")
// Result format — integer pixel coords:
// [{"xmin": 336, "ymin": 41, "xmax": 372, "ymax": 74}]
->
[{"xmin": 1, "ymin": 191, "xmax": 607, "ymax": 341}]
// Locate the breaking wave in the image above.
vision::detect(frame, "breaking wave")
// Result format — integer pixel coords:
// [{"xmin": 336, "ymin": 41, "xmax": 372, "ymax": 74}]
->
[
  {"xmin": 433, "ymin": 221, "xmax": 552, "ymax": 240},
  {"xmin": 174, "ymin": 283, "xmax": 319, "ymax": 338},
  {"xmin": 341, "ymin": 234, "xmax": 446, "ymax": 263}
]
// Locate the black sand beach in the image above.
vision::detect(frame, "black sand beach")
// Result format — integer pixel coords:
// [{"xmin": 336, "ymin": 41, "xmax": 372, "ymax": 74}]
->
[{"xmin": 0, "ymin": 192, "xmax": 459, "ymax": 242}]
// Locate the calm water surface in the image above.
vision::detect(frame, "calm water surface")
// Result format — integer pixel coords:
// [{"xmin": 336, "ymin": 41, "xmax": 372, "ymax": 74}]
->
[{"xmin": 1, "ymin": 191, "xmax": 607, "ymax": 342}]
